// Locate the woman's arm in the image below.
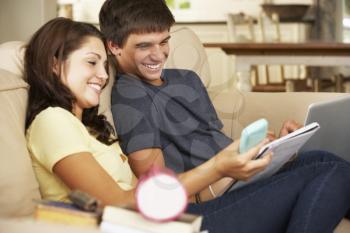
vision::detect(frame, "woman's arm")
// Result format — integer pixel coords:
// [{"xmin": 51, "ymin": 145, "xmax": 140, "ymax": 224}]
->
[{"xmin": 53, "ymin": 152, "xmax": 136, "ymax": 208}]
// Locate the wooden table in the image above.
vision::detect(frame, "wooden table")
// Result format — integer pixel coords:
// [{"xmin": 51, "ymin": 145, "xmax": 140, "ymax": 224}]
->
[{"xmin": 203, "ymin": 42, "xmax": 350, "ymax": 91}]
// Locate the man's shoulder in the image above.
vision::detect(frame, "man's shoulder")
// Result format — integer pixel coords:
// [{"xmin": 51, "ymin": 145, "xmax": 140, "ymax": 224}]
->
[{"xmin": 113, "ymin": 74, "xmax": 150, "ymax": 96}]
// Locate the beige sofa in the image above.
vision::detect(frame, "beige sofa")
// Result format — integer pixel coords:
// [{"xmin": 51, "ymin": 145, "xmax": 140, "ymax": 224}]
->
[{"xmin": 0, "ymin": 27, "xmax": 349, "ymax": 232}]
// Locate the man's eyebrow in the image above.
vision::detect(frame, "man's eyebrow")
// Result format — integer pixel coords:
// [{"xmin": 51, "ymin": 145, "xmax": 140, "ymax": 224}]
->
[
  {"xmin": 135, "ymin": 41, "xmax": 152, "ymax": 47},
  {"xmin": 162, "ymin": 35, "xmax": 171, "ymax": 42},
  {"xmin": 135, "ymin": 35, "xmax": 172, "ymax": 47}
]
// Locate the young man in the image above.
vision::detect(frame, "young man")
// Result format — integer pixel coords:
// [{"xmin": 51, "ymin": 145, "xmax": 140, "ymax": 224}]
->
[
  {"xmin": 99, "ymin": 0, "xmax": 299, "ymax": 180},
  {"xmin": 98, "ymin": 1, "xmax": 350, "ymax": 232}
]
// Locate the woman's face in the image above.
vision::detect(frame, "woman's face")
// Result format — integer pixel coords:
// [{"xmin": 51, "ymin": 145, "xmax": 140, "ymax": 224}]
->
[{"xmin": 60, "ymin": 36, "xmax": 108, "ymax": 117}]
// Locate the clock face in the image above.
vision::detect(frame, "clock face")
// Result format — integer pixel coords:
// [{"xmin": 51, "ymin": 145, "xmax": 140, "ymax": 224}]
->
[{"xmin": 136, "ymin": 166, "xmax": 188, "ymax": 222}]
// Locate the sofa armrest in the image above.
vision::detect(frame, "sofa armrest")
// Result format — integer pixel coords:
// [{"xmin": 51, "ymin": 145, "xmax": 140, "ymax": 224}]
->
[{"xmin": 210, "ymin": 89, "xmax": 348, "ymax": 140}]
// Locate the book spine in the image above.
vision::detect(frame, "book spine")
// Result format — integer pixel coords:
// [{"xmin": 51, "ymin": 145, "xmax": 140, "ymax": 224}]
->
[{"xmin": 35, "ymin": 205, "xmax": 98, "ymax": 227}]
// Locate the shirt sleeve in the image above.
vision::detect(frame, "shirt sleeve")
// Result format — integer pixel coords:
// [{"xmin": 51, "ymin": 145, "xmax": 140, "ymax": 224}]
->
[
  {"xmin": 111, "ymin": 82, "xmax": 161, "ymax": 155},
  {"xmin": 27, "ymin": 108, "xmax": 91, "ymax": 172}
]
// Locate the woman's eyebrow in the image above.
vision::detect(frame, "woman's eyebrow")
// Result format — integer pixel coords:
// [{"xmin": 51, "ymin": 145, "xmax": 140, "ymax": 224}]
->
[{"xmin": 86, "ymin": 52, "xmax": 102, "ymax": 59}]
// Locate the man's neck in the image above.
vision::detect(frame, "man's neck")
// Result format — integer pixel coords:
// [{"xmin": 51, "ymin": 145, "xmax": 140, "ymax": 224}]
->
[{"xmin": 120, "ymin": 72, "xmax": 164, "ymax": 86}]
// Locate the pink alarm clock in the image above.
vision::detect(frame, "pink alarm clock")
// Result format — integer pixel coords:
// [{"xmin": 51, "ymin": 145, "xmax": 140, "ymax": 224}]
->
[{"xmin": 135, "ymin": 166, "xmax": 188, "ymax": 222}]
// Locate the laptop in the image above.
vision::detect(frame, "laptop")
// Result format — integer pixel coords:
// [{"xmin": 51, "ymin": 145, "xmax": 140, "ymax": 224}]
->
[{"xmin": 299, "ymin": 95, "xmax": 350, "ymax": 162}]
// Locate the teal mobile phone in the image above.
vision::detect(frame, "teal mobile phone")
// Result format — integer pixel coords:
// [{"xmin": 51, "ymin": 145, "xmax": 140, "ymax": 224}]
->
[{"xmin": 239, "ymin": 118, "xmax": 268, "ymax": 154}]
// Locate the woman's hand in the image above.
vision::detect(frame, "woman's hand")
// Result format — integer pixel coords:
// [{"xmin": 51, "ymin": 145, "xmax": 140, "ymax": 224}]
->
[{"xmin": 214, "ymin": 139, "xmax": 272, "ymax": 181}]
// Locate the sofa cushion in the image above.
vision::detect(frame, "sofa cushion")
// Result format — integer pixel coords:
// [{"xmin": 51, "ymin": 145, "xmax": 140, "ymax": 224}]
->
[
  {"xmin": 98, "ymin": 64, "xmax": 116, "ymax": 130},
  {"xmin": 0, "ymin": 41, "xmax": 25, "ymax": 76},
  {"xmin": 166, "ymin": 27, "xmax": 211, "ymax": 88},
  {"xmin": 0, "ymin": 69, "xmax": 41, "ymax": 217}
]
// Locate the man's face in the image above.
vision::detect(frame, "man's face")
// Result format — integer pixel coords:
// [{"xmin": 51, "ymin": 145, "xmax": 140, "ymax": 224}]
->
[{"xmin": 110, "ymin": 30, "xmax": 170, "ymax": 86}]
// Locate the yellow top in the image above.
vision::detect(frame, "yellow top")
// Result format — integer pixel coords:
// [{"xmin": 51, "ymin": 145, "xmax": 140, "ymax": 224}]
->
[{"xmin": 26, "ymin": 107, "xmax": 134, "ymax": 202}]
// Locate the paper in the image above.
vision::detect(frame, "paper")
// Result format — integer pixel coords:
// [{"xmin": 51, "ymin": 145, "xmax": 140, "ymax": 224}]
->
[
  {"xmin": 229, "ymin": 122, "xmax": 320, "ymax": 191},
  {"xmin": 101, "ymin": 206, "xmax": 202, "ymax": 233}
]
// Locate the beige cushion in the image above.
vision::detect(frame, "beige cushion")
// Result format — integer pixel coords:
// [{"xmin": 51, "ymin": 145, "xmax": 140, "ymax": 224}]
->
[
  {"xmin": 335, "ymin": 218, "xmax": 350, "ymax": 233},
  {"xmin": 211, "ymin": 90, "xmax": 348, "ymax": 139},
  {"xmin": 0, "ymin": 69, "xmax": 41, "ymax": 217},
  {"xmin": 98, "ymin": 64, "xmax": 116, "ymax": 130},
  {"xmin": 166, "ymin": 27, "xmax": 211, "ymax": 88},
  {"xmin": 0, "ymin": 41, "xmax": 25, "ymax": 76}
]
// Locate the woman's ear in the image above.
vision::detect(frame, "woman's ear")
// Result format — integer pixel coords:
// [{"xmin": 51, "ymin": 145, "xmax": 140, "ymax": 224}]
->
[
  {"xmin": 52, "ymin": 57, "xmax": 60, "ymax": 76},
  {"xmin": 107, "ymin": 40, "xmax": 122, "ymax": 57}
]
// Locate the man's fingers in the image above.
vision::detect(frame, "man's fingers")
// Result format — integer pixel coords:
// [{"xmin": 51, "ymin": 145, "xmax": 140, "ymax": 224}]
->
[
  {"xmin": 280, "ymin": 120, "xmax": 302, "ymax": 137},
  {"xmin": 267, "ymin": 130, "xmax": 276, "ymax": 141}
]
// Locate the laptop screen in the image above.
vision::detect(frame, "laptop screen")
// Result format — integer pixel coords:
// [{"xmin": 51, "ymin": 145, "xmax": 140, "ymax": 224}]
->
[{"xmin": 299, "ymin": 95, "xmax": 350, "ymax": 162}]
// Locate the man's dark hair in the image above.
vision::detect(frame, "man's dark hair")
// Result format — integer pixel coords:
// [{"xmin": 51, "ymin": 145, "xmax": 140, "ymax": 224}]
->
[{"xmin": 99, "ymin": 0, "xmax": 175, "ymax": 46}]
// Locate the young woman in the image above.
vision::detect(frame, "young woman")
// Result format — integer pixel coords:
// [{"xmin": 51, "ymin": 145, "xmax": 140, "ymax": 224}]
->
[
  {"xmin": 25, "ymin": 17, "xmax": 350, "ymax": 233},
  {"xmin": 25, "ymin": 17, "xmax": 136, "ymax": 206}
]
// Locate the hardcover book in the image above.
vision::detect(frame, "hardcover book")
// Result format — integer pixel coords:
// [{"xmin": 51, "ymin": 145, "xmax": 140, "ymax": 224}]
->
[{"xmin": 34, "ymin": 200, "xmax": 99, "ymax": 228}]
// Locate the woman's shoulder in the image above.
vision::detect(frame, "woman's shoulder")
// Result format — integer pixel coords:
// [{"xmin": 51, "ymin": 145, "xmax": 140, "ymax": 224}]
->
[
  {"xmin": 26, "ymin": 106, "xmax": 89, "ymax": 144},
  {"xmin": 28, "ymin": 107, "xmax": 81, "ymax": 133},
  {"xmin": 34, "ymin": 107, "xmax": 76, "ymax": 121}
]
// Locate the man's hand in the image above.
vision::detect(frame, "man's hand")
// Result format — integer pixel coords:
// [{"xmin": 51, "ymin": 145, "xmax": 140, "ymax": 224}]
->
[
  {"xmin": 279, "ymin": 120, "xmax": 302, "ymax": 137},
  {"xmin": 267, "ymin": 130, "xmax": 277, "ymax": 141}
]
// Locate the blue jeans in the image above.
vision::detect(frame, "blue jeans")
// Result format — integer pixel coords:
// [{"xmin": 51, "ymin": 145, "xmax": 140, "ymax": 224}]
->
[{"xmin": 187, "ymin": 151, "xmax": 350, "ymax": 233}]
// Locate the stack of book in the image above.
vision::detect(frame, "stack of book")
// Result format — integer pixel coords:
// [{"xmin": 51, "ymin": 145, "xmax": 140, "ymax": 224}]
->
[
  {"xmin": 100, "ymin": 206, "xmax": 203, "ymax": 233},
  {"xmin": 34, "ymin": 200, "xmax": 100, "ymax": 228}
]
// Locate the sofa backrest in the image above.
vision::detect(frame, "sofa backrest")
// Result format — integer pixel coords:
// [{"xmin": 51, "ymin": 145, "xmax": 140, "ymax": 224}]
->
[
  {"xmin": 0, "ymin": 41, "xmax": 41, "ymax": 217},
  {"xmin": 0, "ymin": 70, "xmax": 43, "ymax": 217},
  {"xmin": 166, "ymin": 27, "xmax": 212, "ymax": 88},
  {"xmin": 211, "ymin": 90, "xmax": 349, "ymax": 139}
]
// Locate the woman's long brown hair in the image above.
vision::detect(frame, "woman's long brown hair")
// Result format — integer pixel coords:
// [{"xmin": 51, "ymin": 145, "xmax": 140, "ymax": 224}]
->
[{"xmin": 25, "ymin": 17, "xmax": 116, "ymax": 145}]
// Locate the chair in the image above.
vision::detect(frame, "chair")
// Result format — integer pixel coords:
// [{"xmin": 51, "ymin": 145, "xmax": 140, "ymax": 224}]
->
[
  {"xmin": 227, "ymin": 12, "xmax": 312, "ymax": 92},
  {"xmin": 227, "ymin": 13, "xmax": 256, "ymax": 43},
  {"xmin": 260, "ymin": 12, "xmax": 342, "ymax": 93},
  {"xmin": 257, "ymin": 12, "xmax": 313, "ymax": 92},
  {"xmin": 334, "ymin": 73, "xmax": 350, "ymax": 92},
  {"xmin": 312, "ymin": 71, "xmax": 343, "ymax": 92},
  {"xmin": 226, "ymin": 13, "xmax": 262, "ymax": 91}
]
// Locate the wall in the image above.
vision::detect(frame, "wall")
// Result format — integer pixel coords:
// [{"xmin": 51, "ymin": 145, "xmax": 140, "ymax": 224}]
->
[
  {"xmin": 63, "ymin": 0, "xmax": 314, "ymax": 23},
  {"xmin": 0, "ymin": 0, "xmax": 56, "ymax": 43},
  {"xmin": 172, "ymin": 0, "xmax": 314, "ymax": 22}
]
